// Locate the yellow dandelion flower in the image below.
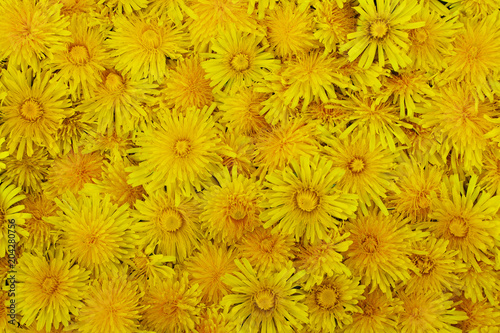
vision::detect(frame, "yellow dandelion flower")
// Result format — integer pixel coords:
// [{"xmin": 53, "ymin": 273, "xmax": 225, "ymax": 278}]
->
[
  {"xmin": 455, "ymin": 297, "xmax": 500, "ymax": 332},
  {"xmin": 164, "ymin": 56, "xmax": 214, "ymax": 111},
  {"xmin": 313, "ymin": 0, "xmax": 357, "ymax": 53},
  {"xmin": 202, "ymin": 27, "xmax": 280, "ymax": 94},
  {"xmin": 221, "ymin": 259, "xmax": 309, "ymax": 333},
  {"xmin": 379, "ymin": 68, "xmax": 436, "ymax": 118},
  {"xmin": 219, "ymin": 87, "xmax": 270, "ymax": 136},
  {"xmin": 127, "ymin": 105, "xmax": 222, "ymax": 198},
  {"xmin": 345, "ymin": 209, "xmax": 425, "ymax": 295},
  {"xmin": 480, "ymin": 147, "xmax": 500, "ymax": 195},
  {"xmin": 134, "ymin": 189, "xmax": 201, "ymax": 261},
  {"xmin": 343, "ymin": 290, "xmax": 402, "ymax": 333},
  {"xmin": 218, "ymin": 130, "xmax": 256, "ymax": 177},
  {"xmin": 99, "ymin": 0, "xmax": 149, "ymax": 14},
  {"xmin": 281, "ymin": 51, "xmax": 351, "ymax": 111},
  {"xmin": 444, "ymin": 12, "xmax": 500, "ymax": 101},
  {"xmin": 418, "ymin": 82, "xmax": 496, "ymax": 172},
  {"xmin": 0, "ymin": 0, "xmax": 71, "ymax": 72},
  {"xmin": 16, "ymin": 251, "xmax": 90, "ymax": 332},
  {"xmin": 397, "ymin": 291, "xmax": 468, "ymax": 332},
  {"xmin": 237, "ymin": 226, "xmax": 295, "ymax": 274},
  {"xmin": 341, "ymin": 0, "xmax": 424, "ymax": 70},
  {"xmin": 460, "ymin": 261, "xmax": 500, "ymax": 306},
  {"xmin": 184, "ymin": 241, "xmax": 238, "ymax": 305},
  {"xmin": 337, "ymin": 56, "xmax": 385, "ymax": 94},
  {"xmin": 293, "ymin": 231, "xmax": 352, "ymax": 290},
  {"xmin": 0, "ymin": 148, "xmax": 51, "ymax": 194},
  {"xmin": 407, "ymin": 8, "xmax": 462, "ymax": 71},
  {"xmin": 0, "ymin": 290, "xmax": 10, "ymax": 332},
  {"xmin": 141, "ymin": 272, "xmax": 202, "ymax": 333},
  {"xmin": 447, "ymin": 0, "xmax": 500, "ymax": 17},
  {"xmin": 81, "ymin": 130, "xmax": 134, "ymax": 160},
  {"xmin": 403, "ymin": 121, "xmax": 443, "ymax": 166},
  {"xmin": 58, "ymin": 0, "xmax": 96, "ymax": 17},
  {"xmin": 200, "ymin": 167, "xmax": 261, "ymax": 244},
  {"xmin": 302, "ymin": 99, "xmax": 351, "ymax": 134},
  {"xmin": 72, "ymin": 275, "xmax": 143, "ymax": 333},
  {"xmin": 125, "ymin": 250, "xmax": 175, "ymax": 290},
  {"xmin": 44, "ymin": 151, "xmax": 103, "ymax": 199},
  {"xmin": 324, "ymin": 134, "xmax": 398, "ymax": 215},
  {"xmin": 195, "ymin": 306, "xmax": 236, "ymax": 333},
  {"xmin": 22, "ymin": 194, "xmax": 57, "ymax": 253},
  {"xmin": 51, "ymin": 16, "xmax": 109, "ymax": 101},
  {"xmin": 0, "ymin": 182, "xmax": 29, "ymax": 257},
  {"xmin": 84, "ymin": 157, "xmax": 145, "ymax": 208},
  {"xmin": 388, "ymin": 157, "xmax": 443, "ymax": 222},
  {"xmin": 188, "ymin": 0, "xmax": 260, "ymax": 51},
  {"xmin": 0, "ymin": 139, "xmax": 8, "ymax": 171},
  {"xmin": 305, "ymin": 275, "xmax": 365, "ymax": 331},
  {"xmin": 261, "ymin": 155, "xmax": 358, "ymax": 244},
  {"xmin": 265, "ymin": 0, "xmax": 318, "ymax": 59},
  {"xmin": 78, "ymin": 69, "xmax": 158, "ymax": 135},
  {"xmin": 47, "ymin": 192, "xmax": 138, "ymax": 277},
  {"xmin": 106, "ymin": 14, "xmax": 188, "ymax": 83},
  {"xmin": 421, "ymin": 174, "xmax": 500, "ymax": 271},
  {"xmin": 406, "ymin": 237, "xmax": 466, "ymax": 294},
  {"xmin": 339, "ymin": 92, "xmax": 411, "ymax": 151},
  {"xmin": 253, "ymin": 118, "xmax": 320, "ymax": 177},
  {"xmin": 146, "ymin": 0, "xmax": 197, "ymax": 26},
  {"xmin": 0, "ymin": 68, "xmax": 72, "ymax": 159},
  {"xmin": 56, "ymin": 111, "xmax": 92, "ymax": 155}
]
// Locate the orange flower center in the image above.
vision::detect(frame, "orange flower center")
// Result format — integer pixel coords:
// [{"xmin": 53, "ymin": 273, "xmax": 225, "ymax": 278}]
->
[
  {"xmin": 41, "ymin": 276, "xmax": 59, "ymax": 295},
  {"xmin": 231, "ymin": 53, "xmax": 250, "ymax": 72},
  {"xmin": 370, "ymin": 20, "xmax": 389, "ymax": 39},
  {"xmin": 69, "ymin": 44, "xmax": 90, "ymax": 65},
  {"xmin": 254, "ymin": 289, "xmax": 275, "ymax": 311},
  {"xmin": 142, "ymin": 29, "xmax": 161, "ymax": 49},
  {"xmin": 316, "ymin": 286, "xmax": 339, "ymax": 309},
  {"xmin": 349, "ymin": 157, "xmax": 365, "ymax": 173},
  {"xmin": 20, "ymin": 99, "xmax": 43, "ymax": 121},
  {"xmin": 361, "ymin": 235, "xmax": 379, "ymax": 253},
  {"xmin": 295, "ymin": 189, "xmax": 319, "ymax": 212},
  {"xmin": 105, "ymin": 73, "xmax": 124, "ymax": 91},
  {"xmin": 158, "ymin": 209, "xmax": 183, "ymax": 232}
]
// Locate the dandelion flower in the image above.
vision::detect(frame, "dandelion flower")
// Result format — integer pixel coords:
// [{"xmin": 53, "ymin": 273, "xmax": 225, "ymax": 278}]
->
[
  {"xmin": 0, "ymin": 68, "xmax": 72, "ymax": 159},
  {"xmin": 0, "ymin": 139, "xmax": 8, "ymax": 171},
  {"xmin": 444, "ymin": 12, "xmax": 500, "ymax": 101},
  {"xmin": 313, "ymin": 0, "xmax": 357, "ymax": 53},
  {"xmin": 345, "ymin": 209, "xmax": 425, "ymax": 295},
  {"xmin": 134, "ymin": 189, "xmax": 201, "ymax": 261},
  {"xmin": 22, "ymin": 194, "xmax": 57, "ymax": 253},
  {"xmin": 141, "ymin": 272, "xmax": 202, "ymax": 333},
  {"xmin": 420, "ymin": 174, "xmax": 500, "ymax": 272},
  {"xmin": 459, "ymin": 261, "xmax": 500, "ymax": 306},
  {"xmin": 418, "ymin": 82, "xmax": 496, "ymax": 172},
  {"xmin": 72, "ymin": 275, "xmax": 143, "ymax": 333},
  {"xmin": 324, "ymin": 134, "xmax": 398, "ymax": 215},
  {"xmin": 47, "ymin": 192, "xmax": 138, "ymax": 277},
  {"xmin": 195, "ymin": 306, "xmax": 235, "ymax": 333},
  {"xmin": 221, "ymin": 259, "xmax": 309, "ymax": 333},
  {"xmin": 1, "ymin": 147, "xmax": 51, "ymax": 194},
  {"xmin": 81, "ymin": 130, "xmax": 134, "ymax": 160},
  {"xmin": 202, "ymin": 27, "xmax": 280, "ymax": 94},
  {"xmin": 106, "ymin": 14, "xmax": 188, "ymax": 83},
  {"xmin": 406, "ymin": 237, "xmax": 466, "ymax": 294},
  {"xmin": 218, "ymin": 131, "xmax": 256, "ymax": 177},
  {"xmin": 281, "ymin": 51, "xmax": 351, "ymax": 111},
  {"xmin": 0, "ymin": 291, "xmax": 9, "ymax": 332},
  {"xmin": 78, "ymin": 69, "xmax": 158, "ymax": 135},
  {"xmin": 0, "ymin": 0, "xmax": 71, "ymax": 72},
  {"xmin": 56, "ymin": 111, "xmax": 92, "ymax": 155},
  {"xmin": 261, "ymin": 155, "xmax": 358, "ymax": 244},
  {"xmin": 0, "ymin": 182, "xmax": 29, "ymax": 257},
  {"xmin": 200, "ymin": 167, "xmax": 261, "ymax": 244},
  {"xmin": 341, "ymin": 0, "xmax": 424, "ymax": 70},
  {"xmin": 305, "ymin": 275, "xmax": 365, "ymax": 331},
  {"xmin": 127, "ymin": 105, "xmax": 222, "ymax": 198},
  {"xmin": 397, "ymin": 291, "xmax": 467, "ymax": 333},
  {"xmin": 265, "ymin": 0, "xmax": 318, "ymax": 59},
  {"xmin": 455, "ymin": 297, "xmax": 500, "ymax": 332},
  {"xmin": 253, "ymin": 118, "xmax": 320, "ymax": 177},
  {"xmin": 51, "ymin": 16, "xmax": 109, "ymax": 101},
  {"xmin": 163, "ymin": 56, "xmax": 214, "ymax": 111},
  {"xmin": 218, "ymin": 87, "xmax": 270, "ymax": 136},
  {"xmin": 146, "ymin": 0, "xmax": 197, "ymax": 26},
  {"xmin": 447, "ymin": 0, "xmax": 500, "ymax": 17},
  {"xmin": 293, "ymin": 231, "xmax": 352, "ymax": 290},
  {"xmin": 184, "ymin": 241, "xmax": 238, "ymax": 305},
  {"xmin": 125, "ymin": 250, "xmax": 175, "ymax": 290},
  {"xmin": 16, "ymin": 251, "xmax": 90, "ymax": 332},
  {"xmin": 343, "ymin": 290, "xmax": 403, "ymax": 333},
  {"xmin": 44, "ymin": 151, "xmax": 104, "ymax": 199},
  {"xmin": 480, "ymin": 147, "xmax": 500, "ymax": 195},
  {"xmin": 302, "ymin": 99, "xmax": 350, "ymax": 134},
  {"xmin": 99, "ymin": 0, "xmax": 149, "ymax": 14},
  {"xmin": 58, "ymin": 0, "xmax": 96, "ymax": 17}
]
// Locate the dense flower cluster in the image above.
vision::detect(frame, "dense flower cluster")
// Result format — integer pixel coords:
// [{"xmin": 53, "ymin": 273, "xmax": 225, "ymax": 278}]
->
[{"xmin": 0, "ymin": 0, "xmax": 499, "ymax": 332}]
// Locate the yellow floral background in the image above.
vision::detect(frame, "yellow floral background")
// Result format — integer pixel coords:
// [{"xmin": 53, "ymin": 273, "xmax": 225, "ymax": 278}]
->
[{"xmin": 0, "ymin": 0, "xmax": 499, "ymax": 331}]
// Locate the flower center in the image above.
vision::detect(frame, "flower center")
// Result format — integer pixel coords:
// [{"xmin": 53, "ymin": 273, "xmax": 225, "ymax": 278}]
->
[
  {"xmin": 158, "ymin": 209, "xmax": 183, "ymax": 232},
  {"xmin": 316, "ymin": 287, "xmax": 339, "ymax": 310},
  {"xmin": 69, "ymin": 44, "xmax": 90, "ymax": 65},
  {"xmin": 449, "ymin": 217, "xmax": 468, "ymax": 238},
  {"xmin": 174, "ymin": 139, "xmax": 191, "ymax": 158},
  {"xmin": 85, "ymin": 234, "xmax": 99, "ymax": 245},
  {"xmin": 259, "ymin": 237, "xmax": 276, "ymax": 253},
  {"xmin": 20, "ymin": 99, "xmax": 43, "ymax": 121},
  {"xmin": 361, "ymin": 235, "xmax": 379, "ymax": 253},
  {"xmin": 348, "ymin": 158, "xmax": 365, "ymax": 173},
  {"xmin": 412, "ymin": 254, "xmax": 435, "ymax": 275},
  {"xmin": 229, "ymin": 206, "xmax": 247, "ymax": 221},
  {"xmin": 370, "ymin": 20, "xmax": 389, "ymax": 39},
  {"xmin": 142, "ymin": 29, "xmax": 161, "ymax": 49},
  {"xmin": 105, "ymin": 73, "xmax": 124, "ymax": 91},
  {"xmin": 231, "ymin": 53, "xmax": 250, "ymax": 72},
  {"xmin": 416, "ymin": 192, "xmax": 431, "ymax": 209},
  {"xmin": 255, "ymin": 289, "xmax": 275, "ymax": 311},
  {"xmin": 41, "ymin": 276, "xmax": 59, "ymax": 295},
  {"xmin": 295, "ymin": 189, "xmax": 319, "ymax": 212},
  {"xmin": 412, "ymin": 29, "xmax": 429, "ymax": 44}
]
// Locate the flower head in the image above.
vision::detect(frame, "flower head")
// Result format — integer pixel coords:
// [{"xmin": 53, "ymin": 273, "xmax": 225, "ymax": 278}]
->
[
  {"xmin": 314, "ymin": 0, "xmax": 357, "ymax": 53},
  {"xmin": 22, "ymin": 194, "xmax": 57, "ymax": 253},
  {"xmin": 0, "ymin": 182, "xmax": 29, "ymax": 257},
  {"xmin": 125, "ymin": 250, "xmax": 175, "ymax": 290}
]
